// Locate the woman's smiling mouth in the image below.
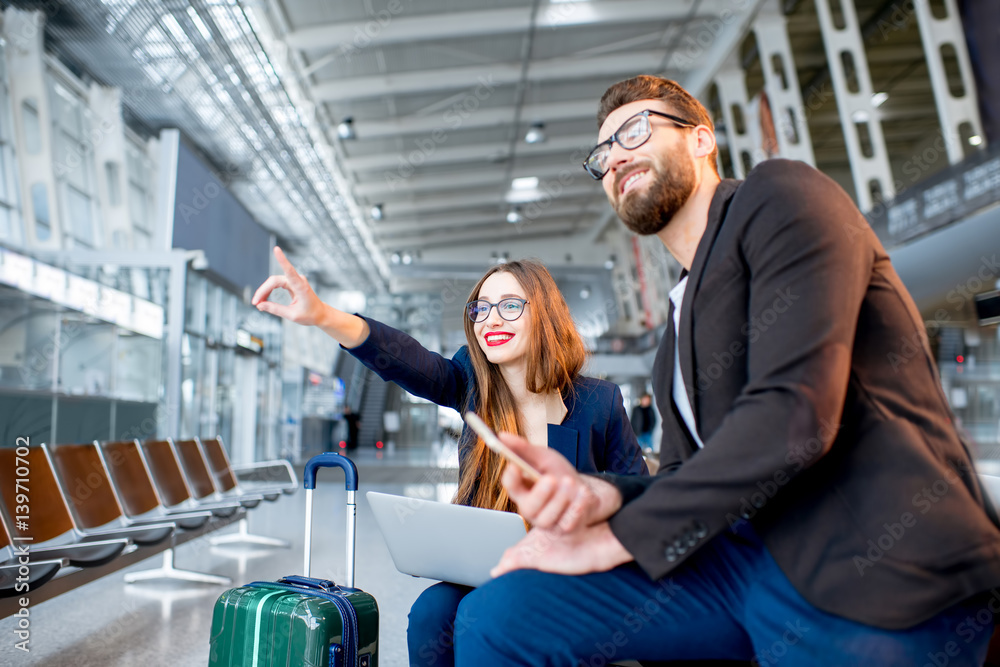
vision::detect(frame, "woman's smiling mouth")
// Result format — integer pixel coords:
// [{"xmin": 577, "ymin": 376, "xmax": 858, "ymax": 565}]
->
[{"xmin": 485, "ymin": 332, "xmax": 514, "ymax": 347}]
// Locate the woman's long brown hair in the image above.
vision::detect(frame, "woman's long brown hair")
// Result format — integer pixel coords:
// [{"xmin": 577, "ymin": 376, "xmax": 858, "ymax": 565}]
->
[{"xmin": 453, "ymin": 260, "xmax": 586, "ymax": 513}]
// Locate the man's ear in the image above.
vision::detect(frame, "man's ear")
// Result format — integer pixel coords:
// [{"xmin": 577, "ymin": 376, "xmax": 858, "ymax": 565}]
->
[{"xmin": 692, "ymin": 125, "xmax": 717, "ymax": 161}]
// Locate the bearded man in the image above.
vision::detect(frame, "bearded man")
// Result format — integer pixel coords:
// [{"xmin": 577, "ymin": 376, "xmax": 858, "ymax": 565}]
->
[{"xmin": 452, "ymin": 75, "xmax": 1000, "ymax": 666}]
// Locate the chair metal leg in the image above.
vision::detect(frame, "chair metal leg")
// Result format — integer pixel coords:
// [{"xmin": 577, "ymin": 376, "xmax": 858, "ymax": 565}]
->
[
  {"xmin": 123, "ymin": 548, "xmax": 232, "ymax": 585},
  {"xmin": 210, "ymin": 517, "xmax": 290, "ymax": 548}
]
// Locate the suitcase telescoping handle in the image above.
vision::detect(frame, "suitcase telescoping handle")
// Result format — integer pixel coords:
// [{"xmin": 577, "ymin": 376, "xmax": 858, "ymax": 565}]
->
[{"xmin": 303, "ymin": 452, "xmax": 358, "ymax": 588}]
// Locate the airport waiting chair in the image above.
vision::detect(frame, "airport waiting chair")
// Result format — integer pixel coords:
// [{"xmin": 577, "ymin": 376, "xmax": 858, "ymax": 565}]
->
[
  {"xmin": 172, "ymin": 439, "xmax": 289, "ymax": 549},
  {"xmin": 0, "ymin": 444, "xmax": 174, "ymax": 548},
  {"xmin": 97, "ymin": 440, "xmax": 230, "ymax": 586},
  {"xmin": 198, "ymin": 436, "xmax": 297, "ymax": 497},
  {"xmin": 170, "ymin": 439, "xmax": 265, "ymax": 508},
  {"xmin": 138, "ymin": 439, "xmax": 243, "ymax": 518},
  {"xmin": 98, "ymin": 440, "xmax": 214, "ymax": 530},
  {"xmin": 0, "ymin": 513, "xmax": 64, "ymax": 597},
  {"xmin": 0, "ymin": 448, "xmax": 129, "ymax": 568},
  {"xmin": 3, "ymin": 443, "xmax": 176, "ymax": 546},
  {"xmin": 44, "ymin": 443, "xmax": 180, "ymax": 546}
]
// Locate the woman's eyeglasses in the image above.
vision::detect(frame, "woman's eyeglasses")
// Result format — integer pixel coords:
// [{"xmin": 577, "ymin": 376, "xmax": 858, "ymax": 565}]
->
[
  {"xmin": 582, "ymin": 110, "xmax": 697, "ymax": 180},
  {"xmin": 466, "ymin": 298, "xmax": 529, "ymax": 323}
]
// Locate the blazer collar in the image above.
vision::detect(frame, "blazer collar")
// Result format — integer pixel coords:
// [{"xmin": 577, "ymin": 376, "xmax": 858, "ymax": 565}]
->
[{"xmin": 677, "ymin": 179, "xmax": 742, "ymax": 418}]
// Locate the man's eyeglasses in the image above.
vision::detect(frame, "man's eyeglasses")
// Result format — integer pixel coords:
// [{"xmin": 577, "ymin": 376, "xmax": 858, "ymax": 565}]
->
[
  {"xmin": 466, "ymin": 298, "xmax": 529, "ymax": 323},
  {"xmin": 583, "ymin": 110, "xmax": 697, "ymax": 180}
]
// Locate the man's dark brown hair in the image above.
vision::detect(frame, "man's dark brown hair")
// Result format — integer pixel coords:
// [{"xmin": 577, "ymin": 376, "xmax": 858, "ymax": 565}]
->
[{"xmin": 597, "ymin": 75, "xmax": 719, "ymax": 174}]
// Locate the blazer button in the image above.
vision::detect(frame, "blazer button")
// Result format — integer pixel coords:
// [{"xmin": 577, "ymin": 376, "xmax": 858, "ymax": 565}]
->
[
  {"xmin": 673, "ymin": 537, "xmax": 684, "ymax": 549},
  {"xmin": 684, "ymin": 532, "xmax": 697, "ymax": 547},
  {"xmin": 740, "ymin": 510, "xmax": 751, "ymax": 520},
  {"xmin": 665, "ymin": 546, "xmax": 677, "ymax": 562},
  {"xmin": 676, "ymin": 543, "xmax": 688, "ymax": 555},
  {"xmin": 694, "ymin": 521, "xmax": 708, "ymax": 538}
]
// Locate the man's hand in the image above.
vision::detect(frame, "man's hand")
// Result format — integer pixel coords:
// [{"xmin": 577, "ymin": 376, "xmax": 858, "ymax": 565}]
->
[
  {"xmin": 499, "ymin": 432, "xmax": 623, "ymax": 532},
  {"xmin": 491, "ymin": 522, "xmax": 633, "ymax": 577}
]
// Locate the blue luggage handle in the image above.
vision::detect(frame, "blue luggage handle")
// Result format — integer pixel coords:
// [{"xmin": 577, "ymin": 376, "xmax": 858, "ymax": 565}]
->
[
  {"xmin": 303, "ymin": 452, "xmax": 358, "ymax": 588},
  {"xmin": 304, "ymin": 452, "xmax": 358, "ymax": 491}
]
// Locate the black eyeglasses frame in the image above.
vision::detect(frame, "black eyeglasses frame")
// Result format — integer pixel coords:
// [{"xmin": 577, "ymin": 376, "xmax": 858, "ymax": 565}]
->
[
  {"xmin": 465, "ymin": 298, "xmax": 530, "ymax": 323},
  {"xmin": 583, "ymin": 110, "xmax": 697, "ymax": 180}
]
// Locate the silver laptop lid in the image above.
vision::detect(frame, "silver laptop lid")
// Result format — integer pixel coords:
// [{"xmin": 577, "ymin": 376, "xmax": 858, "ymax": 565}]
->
[{"xmin": 366, "ymin": 491, "xmax": 526, "ymax": 588}]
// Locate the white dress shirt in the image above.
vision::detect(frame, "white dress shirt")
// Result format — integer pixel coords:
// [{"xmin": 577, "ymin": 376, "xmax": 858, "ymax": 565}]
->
[{"xmin": 668, "ymin": 276, "xmax": 705, "ymax": 449}]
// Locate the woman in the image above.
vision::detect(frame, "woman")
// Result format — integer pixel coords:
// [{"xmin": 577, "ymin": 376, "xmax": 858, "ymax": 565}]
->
[{"xmin": 252, "ymin": 247, "xmax": 648, "ymax": 666}]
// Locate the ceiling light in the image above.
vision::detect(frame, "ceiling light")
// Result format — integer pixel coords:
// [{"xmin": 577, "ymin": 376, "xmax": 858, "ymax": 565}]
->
[
  {"xmin": 851, "ymin": 110, "xmax": 870, "ymax": 123},
  {"xmin": 401, "ymin": 252, "xmax": 412, "ymax": 265},
  {"xmin": 870, "ymin": 92, "xmax": 889, "ymax": 108},
  {"xmin": 390, "ymin": 252, "xmax": 400, "ymax": 264},
  {"xmin": 506, "ymin": 209, "xmax": 522, "ymax": 224},
  {"xmin": 969, "ymin": 135, "xmax": 984, "ymax": 147},
  {"xmin": 511, "ymin": 177, "xmax": 539, "ymax": 190},
  {"xmin": 337, "ymin": 117, "xmax": 356, "ymax": 140},
  {"xmin": 604, "ymin": 255, "xmax": 616, "ymax": 270},
  {"xmin": 524, "ymin": 122, "xmax": 546, "ymax": 144},
  {"xmin": 370, "ymin": 204, "xmax": 384, "ymax": 220},
  {"xmin": 580, "ymin": 286, "xmax": 591, "ymax": 299}
]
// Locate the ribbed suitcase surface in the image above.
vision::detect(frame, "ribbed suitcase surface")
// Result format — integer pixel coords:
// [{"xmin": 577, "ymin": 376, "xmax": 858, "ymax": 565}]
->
[
  {"xmin": 207, "ymin": 453, "xmax": 378, "ymax": 667},
  {"xmin": 208, "ymin": 578, "xmax": 378, "ymax": 666}
]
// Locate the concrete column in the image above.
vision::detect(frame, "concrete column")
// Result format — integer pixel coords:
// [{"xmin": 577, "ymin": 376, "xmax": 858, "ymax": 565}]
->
[
  {"xmin": 912, "ymin": 0, "xmax": 985, "ymax": 160},
  {"xmin": 813, "ymin": 0, "xmax": 895, "ymax": 211},
  {"xmin": 752, "ymin": 0, "xmax": 816, "ymax": 165},
  {"xmin": 4, "ymin": 8, "xmax": 62, "ymax": 248},
  {"xmin": 89, "ymin": 84, "xmax": 132, "ymax": 248},
  {"xmin": 714, "ymin": 55, "xmax": 761, "ymax": 179}
]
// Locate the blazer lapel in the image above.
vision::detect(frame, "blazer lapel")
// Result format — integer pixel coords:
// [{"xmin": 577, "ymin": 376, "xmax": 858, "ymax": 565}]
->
[
  {"xmin": 653, "ymin": 297, "xmax": 697, "ymax": 461},
  {"xmin": 677, "ymin": 179, "xmax": 742, "ymax": 424}
]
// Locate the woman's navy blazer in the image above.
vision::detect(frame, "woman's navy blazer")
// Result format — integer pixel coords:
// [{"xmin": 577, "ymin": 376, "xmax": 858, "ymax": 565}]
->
[{"xmin": 347, "ymin": 317, "xmax": 648, "ymax": 484}]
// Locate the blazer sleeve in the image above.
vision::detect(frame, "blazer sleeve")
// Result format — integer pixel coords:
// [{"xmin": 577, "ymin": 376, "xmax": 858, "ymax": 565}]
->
[
  {"xmin": 604, "ymin": 385, "xmax": 649, "ymax": 476},
  {"xmin": 345, "ymin": 315, "xmax": 473, "ymax": 412},
  {"xmin": 608, "ymin": 161, "xmax": 875, "ymax": 580}
]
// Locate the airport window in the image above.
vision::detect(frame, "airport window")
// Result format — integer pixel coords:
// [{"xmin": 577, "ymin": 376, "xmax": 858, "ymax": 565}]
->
[
  {"xmin": 31, "ymin": 182, "xmax": 50, "ymax": 240},
  {"xmin": 105, "ymin": 161, "xmax": 122, "ymax": 206},
  {"xmin": 21, "ymin": 99, "xmax": 41, "ymax": 155},
  {"xmin": 64, "ymin": 182, "xmax": 95, "ymax": 247},
  {"xmin": 127, "ymin": 142, "xmax": 155, "ymax": 235}
]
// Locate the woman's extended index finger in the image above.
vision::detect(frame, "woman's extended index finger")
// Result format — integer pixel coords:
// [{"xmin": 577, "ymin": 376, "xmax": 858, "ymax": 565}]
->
[{"xmin": 273, "ymin": 246, "xmax": 300, "ymax": 279}]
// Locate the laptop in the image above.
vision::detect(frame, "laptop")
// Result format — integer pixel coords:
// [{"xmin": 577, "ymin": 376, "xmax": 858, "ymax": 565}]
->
[{"xmin": 366, "ymin": 491, "xmax": 527, "ymax": 588}]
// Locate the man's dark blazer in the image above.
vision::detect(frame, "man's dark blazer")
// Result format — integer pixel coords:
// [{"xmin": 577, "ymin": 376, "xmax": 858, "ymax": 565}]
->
[
  {"xmin": 606, "ymin": 159, "xmax": 1000, "ymax": 629},
  {"xmin": 347, "ymin": 317, "xmax": 648, "ymax": 486}
]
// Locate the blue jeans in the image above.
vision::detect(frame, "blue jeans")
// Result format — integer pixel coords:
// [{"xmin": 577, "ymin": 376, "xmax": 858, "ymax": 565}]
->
[
  {"xmin": 637, "ymin": 432, "xmax": 653, "ymax": 451},
  {"xmin": 454, "ymin": 525, "xmax": 993, "ymax": 666},
  {"xmin": 408, "ymin": 581, "xmax": 473, "ymax": 666}
]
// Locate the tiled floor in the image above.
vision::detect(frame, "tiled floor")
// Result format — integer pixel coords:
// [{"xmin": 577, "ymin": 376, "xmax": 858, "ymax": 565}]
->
[{"xmin": 0, "ymin": 445, "xmax": 461, "ymax": 667}]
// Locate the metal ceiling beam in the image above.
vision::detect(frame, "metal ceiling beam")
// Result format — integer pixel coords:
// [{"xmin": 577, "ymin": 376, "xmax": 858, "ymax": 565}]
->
[
  {"xmin": 354, "ymin": 163, "xmax": 591, "ymax": 198},
  {"xmin": 351, "ymin": 100, "xmax": 599, "ymax": 139},
  {"xmin": 376, "ymin": 183, "xmax": 600, "ymax": 216},
  {"xmin": 382, "ymin": 220, "xmax": 584, "ymax": 250},
  {"xmin": 343, "ymin": 135, "xmax": 593, "ymax": 173},
  {"xmin": 372, "ymin": 203, "xmax": 589, "ymax": 235},
  {"xmin": 285, "ymin": 0, "xmax": 739, "ymax": 52},
  {"xmin": 311, "ymin": 50, "xmax": 693, "ymax": 102}
]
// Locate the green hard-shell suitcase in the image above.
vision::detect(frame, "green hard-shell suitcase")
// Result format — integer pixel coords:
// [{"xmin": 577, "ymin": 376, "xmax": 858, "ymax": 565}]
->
[{"xmin": 208, "ymin": 453, "xmax": 379, "ymax": 666}]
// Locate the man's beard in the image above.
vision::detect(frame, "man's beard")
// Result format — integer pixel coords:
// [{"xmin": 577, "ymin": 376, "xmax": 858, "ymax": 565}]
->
[{"xmin": 613, "ymin": 154, "xmax": 696, "ymax": 236}]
